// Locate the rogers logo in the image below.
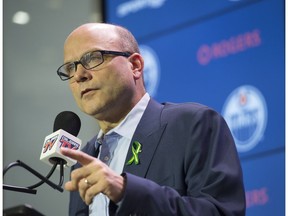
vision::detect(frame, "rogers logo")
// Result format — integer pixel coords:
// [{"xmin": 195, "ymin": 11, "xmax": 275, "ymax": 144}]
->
[
  {"xmin": 246, "ymin": 187, "xmax": 269, "ymax": 208},
  {"xmin": 197, "ymin": 29, "xmax": 261, "ymax": 65}
]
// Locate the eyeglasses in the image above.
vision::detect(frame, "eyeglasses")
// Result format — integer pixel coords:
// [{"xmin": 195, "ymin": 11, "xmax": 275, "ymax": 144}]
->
[{"xmin": 57, "ymin": 50, "xmax": 132, "ymax": 81}]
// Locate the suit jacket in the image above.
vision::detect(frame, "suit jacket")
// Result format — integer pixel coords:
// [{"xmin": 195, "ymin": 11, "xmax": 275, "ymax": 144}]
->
[{"xmin": 69, "ymin": 99, "xmax": 246, "ymax": 216}]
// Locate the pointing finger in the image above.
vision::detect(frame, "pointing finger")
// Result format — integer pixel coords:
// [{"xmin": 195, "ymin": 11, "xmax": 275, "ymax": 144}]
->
[{"xmin": 60, "ymin": 147, "xmax": 95, "ymax": 166}]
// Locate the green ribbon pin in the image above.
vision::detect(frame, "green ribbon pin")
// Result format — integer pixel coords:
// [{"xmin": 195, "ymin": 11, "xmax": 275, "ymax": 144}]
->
[{"xmin": 126, "ymin": 141, "xmax": 142, "ymax": 165}]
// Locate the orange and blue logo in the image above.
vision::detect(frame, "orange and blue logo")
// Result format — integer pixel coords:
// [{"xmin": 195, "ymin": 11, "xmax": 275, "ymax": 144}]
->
[
  {"xmin": 222, "ymin": 85, "xmax": 267, "ymax": 152},
  {"xmin": 42, "ymin": 135, "xmax": 58, "ymax": 153}
]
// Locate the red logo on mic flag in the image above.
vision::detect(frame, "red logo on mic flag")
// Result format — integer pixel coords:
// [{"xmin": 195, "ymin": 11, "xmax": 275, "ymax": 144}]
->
[
  {"xmin": 43, "ymin": 135, "xmax": 58, "ymax": 153},
  {"xmin": 59, "ymin": 135, "xmax": 80, "ymax": 150}
]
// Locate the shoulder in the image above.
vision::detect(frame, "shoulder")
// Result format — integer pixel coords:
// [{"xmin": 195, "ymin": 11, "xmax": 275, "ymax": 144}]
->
[
  {"xmin": 162, "ymin": 102, "xmax": 209, "ymax": 112},
  {"xmin": 161, "ymin": 102, "xmax": 220, "ymax": 120},
  {"xmin": 146, "ymin": 98, "xmax": 224, "ymax": 124},
  {"xmin": 149, "ymin": 98, "xmax": 214, "ymax": 115}
]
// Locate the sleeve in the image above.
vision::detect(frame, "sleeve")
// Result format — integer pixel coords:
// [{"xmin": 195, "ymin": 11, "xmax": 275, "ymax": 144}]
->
[
  {"xmin": 68, "ymin": 139, "xmax": 98, "ymax": 216},
  {"xmin": 115, "ymin": 107, "xmax": 246, "ymax": 216}
]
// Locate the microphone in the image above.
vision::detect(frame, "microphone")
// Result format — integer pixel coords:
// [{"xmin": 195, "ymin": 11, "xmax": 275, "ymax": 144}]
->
[
  {"xmin": 3, "ymin": 111, "xmax": 82, "ymax": 194},
  {"xmin": 40, "ymin": 111, "xmax": 82, "ymax": 167}
]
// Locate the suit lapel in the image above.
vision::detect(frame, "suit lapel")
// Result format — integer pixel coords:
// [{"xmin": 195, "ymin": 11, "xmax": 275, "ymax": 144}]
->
[
  {"xmin": 82, "ymin": 135, "xmax": 99, "ymax": 157},
  {"xmin": 123, "ymin": 99, "xmax": 167, "ymax": 178}
]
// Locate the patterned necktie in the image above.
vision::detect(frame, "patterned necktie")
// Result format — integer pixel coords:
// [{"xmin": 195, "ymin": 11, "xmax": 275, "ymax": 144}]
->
[
  {"xmin": 97, "ymin": 132, "xmax": 119, "ymax": 165},
  {"xmin": 92, "ymin": 132, "xmax": 120, "ymax": 215}
]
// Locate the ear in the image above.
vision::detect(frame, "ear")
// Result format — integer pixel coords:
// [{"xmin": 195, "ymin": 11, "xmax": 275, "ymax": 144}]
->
[{"xmin": 128, "ymin": 53, "xmax": 144, "ymax": 80}]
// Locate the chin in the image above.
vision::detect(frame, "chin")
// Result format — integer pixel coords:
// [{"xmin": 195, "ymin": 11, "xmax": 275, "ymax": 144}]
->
[{"xmin": 82, "ymin": 106, "xmax": 104, "ymax": 118}]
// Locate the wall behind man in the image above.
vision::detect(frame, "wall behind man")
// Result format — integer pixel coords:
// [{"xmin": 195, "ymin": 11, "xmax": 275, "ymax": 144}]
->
[
  {"xmin": 3, "ymin": 0, "xmax": 102, "ymax": 215},
  {"xmin": 104, "ymin": 0, "xmax": 285, "ymax": 215}
]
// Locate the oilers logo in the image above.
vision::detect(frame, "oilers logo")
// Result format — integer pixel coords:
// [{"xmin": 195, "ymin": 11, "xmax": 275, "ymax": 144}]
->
[
  {"xmin": 222, "ymin": 85, "xmax": 267, "ymax": 152},
  {"xmin": 139, "ymin": 45, "xmax": 160, "ymax": 97}
]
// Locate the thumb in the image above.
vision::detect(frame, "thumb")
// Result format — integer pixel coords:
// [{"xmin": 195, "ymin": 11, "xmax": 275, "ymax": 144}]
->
[{"xmin": 64, "ymin": 180, "xmax": 76, "ymax": 191}]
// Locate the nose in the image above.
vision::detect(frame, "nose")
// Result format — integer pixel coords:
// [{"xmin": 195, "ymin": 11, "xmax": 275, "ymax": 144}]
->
[{"xmin": 73, "ymin": 62, "xmax": 92, "ymax": 82}]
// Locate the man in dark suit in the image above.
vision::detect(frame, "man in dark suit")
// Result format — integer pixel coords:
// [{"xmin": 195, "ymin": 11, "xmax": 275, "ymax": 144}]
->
[{"xmin": 58, "ymin": 23, "xmax": 245, "ymax": 215}]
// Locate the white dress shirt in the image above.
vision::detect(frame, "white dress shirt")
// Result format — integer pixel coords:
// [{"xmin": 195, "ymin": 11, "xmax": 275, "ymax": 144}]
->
[{"xmin": 89, "ymin": 93, "xmax": 150, "ymax": 215}]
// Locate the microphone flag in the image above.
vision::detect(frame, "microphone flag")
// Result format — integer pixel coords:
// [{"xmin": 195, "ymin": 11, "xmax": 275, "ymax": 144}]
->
[{"xmin": 40, "ymin": 129, "xmax": 82, "ymax": 167}]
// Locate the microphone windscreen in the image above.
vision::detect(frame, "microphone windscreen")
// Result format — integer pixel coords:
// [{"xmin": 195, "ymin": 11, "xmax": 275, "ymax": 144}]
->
[{"xmin": 53, "ymin": 111, "xmax": 81, "ymax": 137}]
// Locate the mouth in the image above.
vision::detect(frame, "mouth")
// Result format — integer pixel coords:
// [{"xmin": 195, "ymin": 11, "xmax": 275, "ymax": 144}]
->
[{"xmin": 81, "ymin": 88, "xmax": 97, "ymax": 98}]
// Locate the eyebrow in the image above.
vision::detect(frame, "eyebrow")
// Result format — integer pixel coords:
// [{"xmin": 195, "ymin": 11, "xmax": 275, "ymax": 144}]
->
[{"xmin": 64, "ymin": 49, "xmax": 101, "ymax": 64}]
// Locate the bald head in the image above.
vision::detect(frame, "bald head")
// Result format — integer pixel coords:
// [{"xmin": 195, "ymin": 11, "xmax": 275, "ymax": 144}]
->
[{"xmin": 65, "ymin": 23, "xmax": 139, "ymax": 54}]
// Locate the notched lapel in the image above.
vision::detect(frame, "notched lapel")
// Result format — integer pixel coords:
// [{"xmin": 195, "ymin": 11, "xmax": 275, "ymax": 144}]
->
[{"xmin": 123, "ymin": 123, "xmax": 167, "ymax": 177}]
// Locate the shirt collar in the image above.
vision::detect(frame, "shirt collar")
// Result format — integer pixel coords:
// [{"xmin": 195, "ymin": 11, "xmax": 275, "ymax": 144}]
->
[{"xmin": 97, "ymin": 93, "xmax": 150, "ymax": 140}]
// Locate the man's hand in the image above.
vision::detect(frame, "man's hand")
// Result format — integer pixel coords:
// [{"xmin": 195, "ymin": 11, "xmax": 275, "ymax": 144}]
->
[{"xmin": 60, "ymin": 148, "xmax": 125, "ymax": 205}]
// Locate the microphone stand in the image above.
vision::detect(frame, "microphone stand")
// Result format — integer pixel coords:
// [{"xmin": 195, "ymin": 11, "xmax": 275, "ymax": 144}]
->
[{"xmin": 3, "ymin": 159, "xmax": 66, "ymax": 194}]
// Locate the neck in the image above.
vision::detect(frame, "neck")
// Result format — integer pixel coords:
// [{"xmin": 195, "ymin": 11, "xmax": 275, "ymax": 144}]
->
[
  {"xmin": 97, "ymin": 100, "xmax": 136, "ymax": 134},
  {"xmin": 97, "ymin": 90, "xmax": 146, "ymax": 134},
  {"xmin": 98, "ymin": 120, "xmax": 122, "ymax": 134}
]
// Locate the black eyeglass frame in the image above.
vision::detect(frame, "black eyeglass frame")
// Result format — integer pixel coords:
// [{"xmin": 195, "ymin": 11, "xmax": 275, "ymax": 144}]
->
[{"xmin": 57, "ymin": 50, "xmax": 132, "ymax": 81}]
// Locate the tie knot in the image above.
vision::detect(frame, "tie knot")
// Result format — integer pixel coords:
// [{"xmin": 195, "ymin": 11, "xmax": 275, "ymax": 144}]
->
[{"xmin": 96, "ymin": 136, "xmax": 104, "ymax": 145}]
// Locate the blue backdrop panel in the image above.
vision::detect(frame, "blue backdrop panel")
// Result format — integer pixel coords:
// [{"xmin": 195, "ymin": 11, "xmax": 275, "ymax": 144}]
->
[
  {"xmin": 121, "ymin": 0, "xmax": 284, "ymax": 158},
  {"xmin": 241, "ymin": 151, "xmax": 285, "ymax": 216},
  {"xmin": 105, "ymin": 0, "xmax": 262, "ymax": 39},
  {"xmin": 104, "ymin": 0, "xmax": 284, "ymax": 215}
]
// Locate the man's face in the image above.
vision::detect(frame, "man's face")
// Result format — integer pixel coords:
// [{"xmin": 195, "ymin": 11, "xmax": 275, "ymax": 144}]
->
[{"xmin": 63, "ymin": 25, "xmax": 136, "ymax": 122}]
